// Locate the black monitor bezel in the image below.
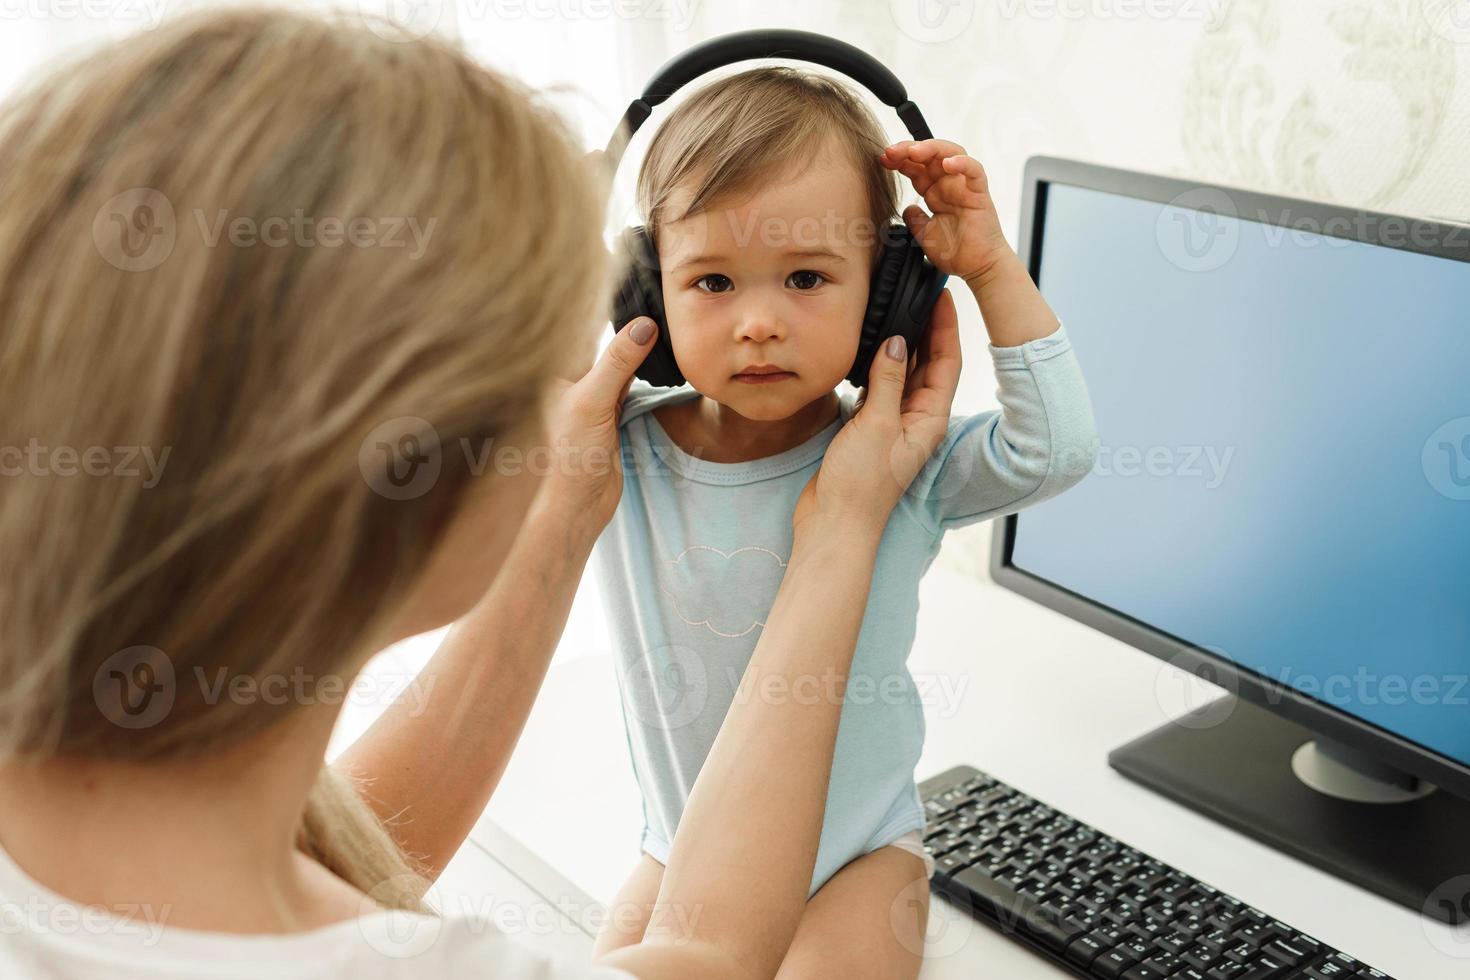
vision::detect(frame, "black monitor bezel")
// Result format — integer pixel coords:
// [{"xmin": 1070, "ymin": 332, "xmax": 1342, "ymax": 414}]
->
[{"xmin": 990, "ymin": 155, "xmax": 1470, "ymax": 801}]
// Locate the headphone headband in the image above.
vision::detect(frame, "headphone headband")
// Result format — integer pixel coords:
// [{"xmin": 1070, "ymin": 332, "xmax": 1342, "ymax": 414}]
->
[{"xmin": 601, "ymin": 29, "xmax": 933, "ymax": 169}]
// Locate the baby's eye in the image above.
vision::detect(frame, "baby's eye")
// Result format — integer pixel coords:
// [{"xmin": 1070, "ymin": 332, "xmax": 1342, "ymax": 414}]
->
[
  {"xmin": 786, "ymin": 270, "xmax": 827, "ymax": 290},
  {"xmin": 693, "ymin": 274, "xmax": 732, "ymax": 294}
]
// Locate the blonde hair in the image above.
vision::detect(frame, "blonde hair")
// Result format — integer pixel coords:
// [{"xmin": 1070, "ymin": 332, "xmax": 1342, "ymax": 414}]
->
[
  {"xmin": 635, "ymin": 66, "xmax": 900, "ymax": 267},
  {"xmin": 0, "ymin": 7, "xmax": 610, "ymax": 911}
]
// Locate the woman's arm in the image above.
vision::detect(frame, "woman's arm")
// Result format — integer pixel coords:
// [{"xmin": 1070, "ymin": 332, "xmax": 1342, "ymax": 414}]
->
[
  {"xmin": 599, "ymin": 518, "xmax": 880, "ymax": 980},
  {"xmin": 332, "ymin": 495, "xmax": 602, "ymax": 879},
  {"xmin": 334, "ymin": 318, "xmax": 659, "ymax": 882},
  {"xmin": 602, "ymin": 295, "xmax": 963, "ymax": 980}
]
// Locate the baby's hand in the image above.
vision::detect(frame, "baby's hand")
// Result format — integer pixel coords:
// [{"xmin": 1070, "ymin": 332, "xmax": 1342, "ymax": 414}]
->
[{"xmin": 881, "ymin": 139, "xmax": 1011, "ymax": 287}]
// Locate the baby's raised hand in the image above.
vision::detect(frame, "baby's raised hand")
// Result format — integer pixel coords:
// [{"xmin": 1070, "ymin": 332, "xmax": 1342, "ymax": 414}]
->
[{"xmin": 881, "ymin": 139, "xmax": 1011, "ymax": 287}]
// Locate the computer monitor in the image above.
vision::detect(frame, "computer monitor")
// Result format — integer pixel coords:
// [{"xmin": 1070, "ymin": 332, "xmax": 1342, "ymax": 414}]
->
[{"xmin": 990, "ymin": 157, "xmax": 1470, "ymax": 925}]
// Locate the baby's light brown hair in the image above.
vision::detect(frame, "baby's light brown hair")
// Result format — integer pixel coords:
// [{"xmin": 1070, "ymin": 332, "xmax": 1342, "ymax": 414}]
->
[{"xmin": 636, "ymin": 66, "xmax": 900, "ymax": 269}]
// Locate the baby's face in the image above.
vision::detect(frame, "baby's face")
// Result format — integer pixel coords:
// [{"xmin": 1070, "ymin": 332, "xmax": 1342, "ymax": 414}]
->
[{"xmin": 656, "ymin": 143, "xmax": 873, "ymax": 421}]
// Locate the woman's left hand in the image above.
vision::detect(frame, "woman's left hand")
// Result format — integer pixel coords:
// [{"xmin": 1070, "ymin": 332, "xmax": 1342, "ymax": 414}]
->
[
  {"xmin": 793, "ymin": 289, "xmax": 962, "ymax": 536},
  {"xmin": 533, "ymin": 317, "xmax": 658, "ymax": 537}
]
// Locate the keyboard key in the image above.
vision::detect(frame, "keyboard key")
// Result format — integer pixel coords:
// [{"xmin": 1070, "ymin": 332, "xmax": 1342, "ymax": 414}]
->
[
  {"xmin": 1093, "ymin": 948, "xmax": 1140, "ymax": 980},
  {"xmin": 1223, "ymin": 942, "xmax": 1256, "ymax": 964},
  {"xmin": 1235, "ymin": 956, "xmax": 1289, "ymax": 980},
  {"xmin": 1205, "ymin": 965, "xmax": 1247, "ymax": 980},
  {"xmin": 1142, "ymin": 954, "xmax": 1185, "ymax": 975},
  {"xmin": 935, "ymin": 852, "xmax": 973, "ymax": 876},
  {"xmin": 1183, "ymin": 946, "xmax": 1224, "ymax": 971},
  {"xmin": 1065, "ymin": 933, "xmax": 1108, "ymax": 967},
  {"xmin": 1029, "ymin": 904, "xmax": 1089, "ymax": 952},
  {"xmin": 1264, "ymin": 938, "xmax": 1313, "ymax": 967},
  {"xmin": 1236, "ymin": 922, "xmax": 1280, "ymax": 948}
]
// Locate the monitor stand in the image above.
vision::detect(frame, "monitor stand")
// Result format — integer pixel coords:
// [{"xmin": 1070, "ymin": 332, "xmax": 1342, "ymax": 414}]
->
[{"xmin": 1108, "ymin": 695, "xmax": 1470, "ymax": 925}]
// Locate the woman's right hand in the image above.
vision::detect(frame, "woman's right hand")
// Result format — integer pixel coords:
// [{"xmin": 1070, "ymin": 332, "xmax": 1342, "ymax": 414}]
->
[{"xmin": 794, "ymin": 288, "xmax": 962, "ymax": 536}]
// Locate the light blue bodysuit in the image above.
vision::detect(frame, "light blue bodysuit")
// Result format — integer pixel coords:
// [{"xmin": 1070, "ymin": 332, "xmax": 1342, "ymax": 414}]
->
[{"xmin": 590, "ymin": 320, "xmax": 1099, "ymax": 897}]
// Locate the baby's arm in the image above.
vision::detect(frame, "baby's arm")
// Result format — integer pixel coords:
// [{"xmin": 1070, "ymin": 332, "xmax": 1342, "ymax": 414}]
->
[
  {"xmin": 882, "ymin": 139, "xmax": 1097, "ymax": 531},
  {"xmin": 905, "ymin": 324, "xmax": 1096, "ymax": 531}
]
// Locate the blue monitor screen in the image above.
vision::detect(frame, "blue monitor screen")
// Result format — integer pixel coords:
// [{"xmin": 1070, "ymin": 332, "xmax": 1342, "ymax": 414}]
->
[{"xmin": 1012, "ymin": 181, "xmax": 1470, "ymax": 770}]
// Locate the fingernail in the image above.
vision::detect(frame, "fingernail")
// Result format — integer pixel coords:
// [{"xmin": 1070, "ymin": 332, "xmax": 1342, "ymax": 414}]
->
[
  {"xmin": 886, "ymin": 335, "xmax": 906, "ymax": 361},
  {"xmin": 630, "ymin": 318, "xmax": 655, "ymax": 344}
]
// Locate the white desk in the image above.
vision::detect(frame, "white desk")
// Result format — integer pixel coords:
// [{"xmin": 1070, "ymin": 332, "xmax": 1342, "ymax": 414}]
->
[{"xmin": 447, "ymin": 529, "xmax": 1463, "ymax": 977}]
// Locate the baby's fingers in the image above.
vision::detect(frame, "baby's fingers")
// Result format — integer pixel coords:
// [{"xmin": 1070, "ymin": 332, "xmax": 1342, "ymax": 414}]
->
[
  {"xmin": 941, "ymin": 154, "xmax": 990, "ymax": 196},
  {"xmin": 885, "ymin": 138, "xmax": 968, "ymax": 164}
]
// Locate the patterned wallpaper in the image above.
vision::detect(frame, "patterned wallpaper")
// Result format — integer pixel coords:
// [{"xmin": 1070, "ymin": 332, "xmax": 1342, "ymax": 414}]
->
[{"xmin": 824, "ymin": 0, "xmax": 1470, "ymax": 580}]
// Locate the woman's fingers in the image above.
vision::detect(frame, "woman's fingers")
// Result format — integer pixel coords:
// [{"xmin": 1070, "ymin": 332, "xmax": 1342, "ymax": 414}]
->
[
  {"xmin": 580, "ymin": 317, "xmax": 657, "ymax": 414},
  {"xmin": 900, "ymin": 290, "xmax": 962, "ymax": 420},
  {"xmin": 857, "ymin": 331, "xmax": 911, "ymax": 424}
]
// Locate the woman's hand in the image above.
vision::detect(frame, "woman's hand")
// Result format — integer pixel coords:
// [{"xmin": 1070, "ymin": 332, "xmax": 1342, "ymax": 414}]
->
[
  {"xmin": 533, "ymin": 317, "xmax": 658, "ymax": 538},
  {"xmin": 794, "ymin": 289, "xmax": 962, "ymax": 536},
  {"xmin": 881, "ymin": 139, "xmax": 1012, "ymax": 288}
]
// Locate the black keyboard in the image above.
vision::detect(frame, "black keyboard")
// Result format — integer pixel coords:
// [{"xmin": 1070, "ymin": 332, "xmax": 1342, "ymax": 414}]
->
[{"xmin": 920, "ymin": 766, "xmax": 1395, "ymax": 980}]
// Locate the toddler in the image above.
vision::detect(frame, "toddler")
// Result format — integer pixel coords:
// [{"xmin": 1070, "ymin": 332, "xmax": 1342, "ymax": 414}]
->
[{"xmin": 590, "ymin": 67, "xmax": 1098, "ymax": 976}]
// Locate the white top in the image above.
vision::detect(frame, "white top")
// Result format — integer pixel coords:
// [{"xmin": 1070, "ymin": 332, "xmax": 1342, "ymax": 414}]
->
[{"xmin": 0, "ymin": 834, "xmax": 637, "ymax": 979}]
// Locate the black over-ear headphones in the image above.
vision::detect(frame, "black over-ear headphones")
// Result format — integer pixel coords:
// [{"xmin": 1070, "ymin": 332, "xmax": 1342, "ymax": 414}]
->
[{"xmin": 603, "ymin": 29, "xmax": 949, "ymax": 388}]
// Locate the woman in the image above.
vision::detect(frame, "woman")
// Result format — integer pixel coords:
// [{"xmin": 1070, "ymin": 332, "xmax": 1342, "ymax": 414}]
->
[{"xmin": 0, "ymin": 8, "xmax": 961, "ymax": 978}]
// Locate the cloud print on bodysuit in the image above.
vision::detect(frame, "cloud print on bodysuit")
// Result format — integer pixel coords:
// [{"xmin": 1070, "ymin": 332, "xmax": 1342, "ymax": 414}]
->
[{"xmin": 659, "ymin": 544, "xmax": 787, "ymax": 639}]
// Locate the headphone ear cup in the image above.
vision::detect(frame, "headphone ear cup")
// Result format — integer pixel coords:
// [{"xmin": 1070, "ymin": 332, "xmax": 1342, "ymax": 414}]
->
[
  {"xmin": 611, "ymin": 227, "xmax": 685, "ymax": 387},
  {"xmin": 848, "ymin": 224, "xmax": 948, "ymax": 387}
]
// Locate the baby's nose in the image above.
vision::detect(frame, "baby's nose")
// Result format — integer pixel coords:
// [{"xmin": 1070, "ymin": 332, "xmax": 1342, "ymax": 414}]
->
[{"xmin": 734, "ymin": 307, "xmax": 785, "ymax": 343}]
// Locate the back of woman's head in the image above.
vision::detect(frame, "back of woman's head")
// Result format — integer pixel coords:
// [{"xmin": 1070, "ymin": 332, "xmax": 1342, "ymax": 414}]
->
[{"xmin": 0, "ymin": 6, "xmax": 609, "ymax": 903}]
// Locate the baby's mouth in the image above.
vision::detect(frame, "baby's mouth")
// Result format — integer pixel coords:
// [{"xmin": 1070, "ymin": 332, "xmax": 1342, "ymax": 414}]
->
[{"xmin": 732, "ymin": 366, "xmax": 796, "ymax": 384}]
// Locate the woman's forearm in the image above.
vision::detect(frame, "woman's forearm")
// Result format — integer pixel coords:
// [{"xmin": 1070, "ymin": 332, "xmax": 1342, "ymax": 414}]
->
[
  {"xmin": 603, "ymin": 516, "xmax": 884, "ymax": 980},
  {"xmin": 334, "ymin": 496, "xmax": 601, "ymax": 880}
]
